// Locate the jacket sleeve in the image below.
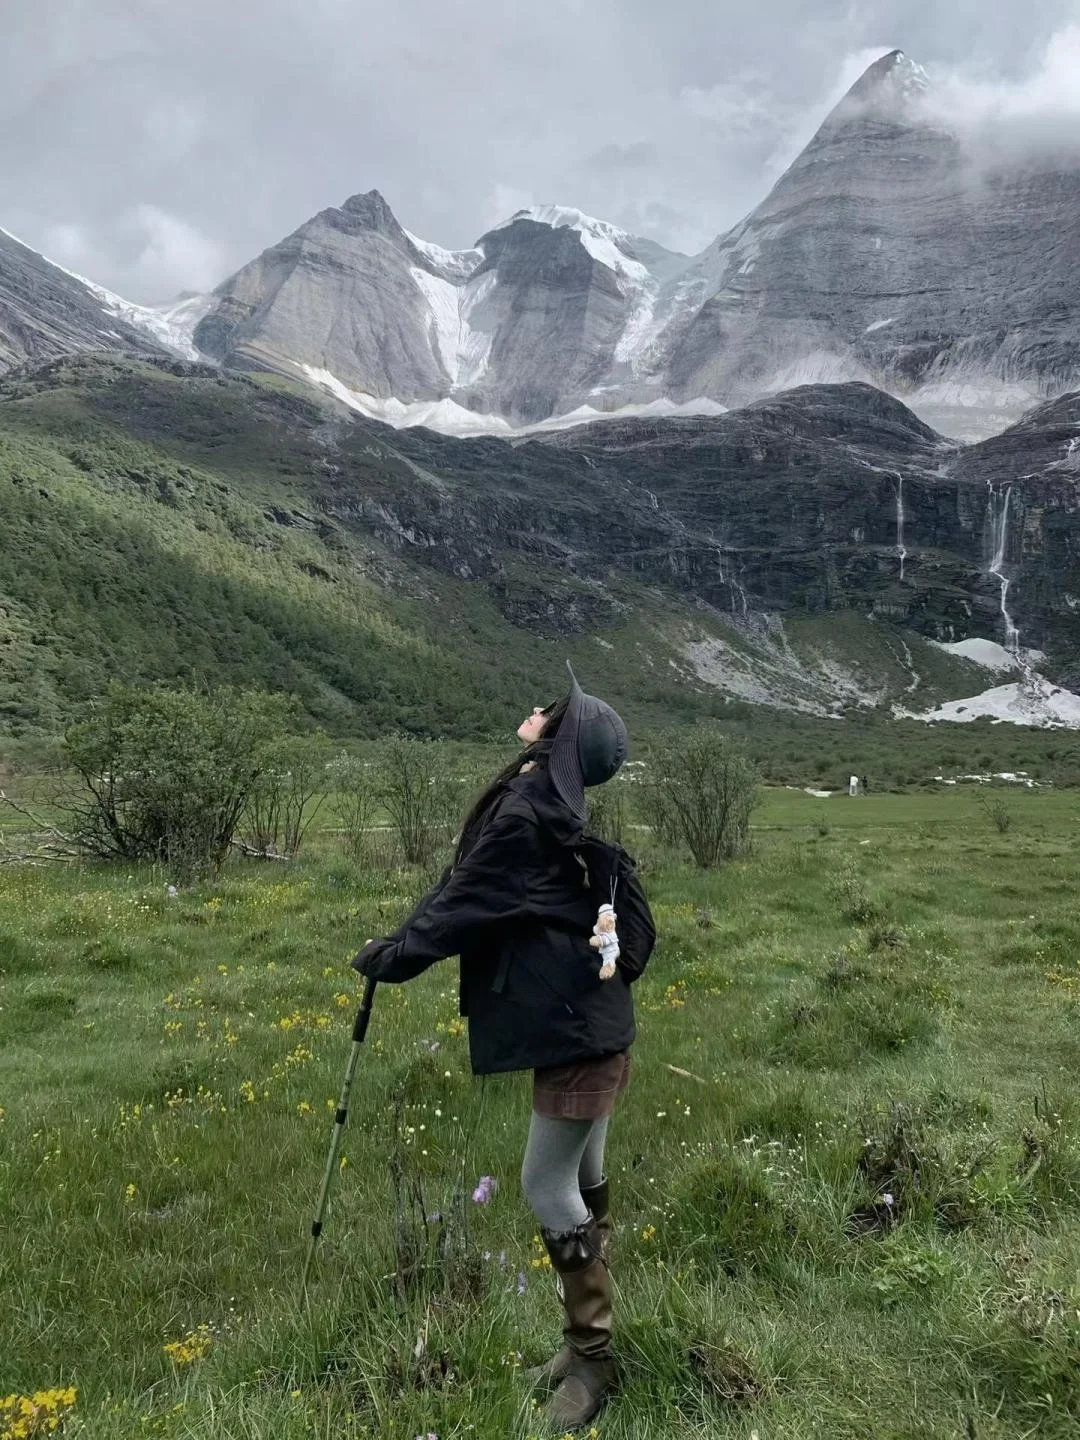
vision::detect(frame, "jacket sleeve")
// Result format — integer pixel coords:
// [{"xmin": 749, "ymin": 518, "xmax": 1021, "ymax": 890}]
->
[{"xmin": 351, "ymin": 807, "xmax": 537, "ymax": 983}]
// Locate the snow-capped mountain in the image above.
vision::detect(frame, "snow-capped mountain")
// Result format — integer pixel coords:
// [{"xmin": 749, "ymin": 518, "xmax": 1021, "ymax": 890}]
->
[
  {"xmin": 646, "ymin": 49, "xmax": 1080, "ymax": 440},
  {"xmin": 188, "ymin": 190, "xmax": 695, "ymax": 427},
  {"xmin": 0, "ymin": 227, "xmax": 171, "ymax": 371},
  {"xmin": 1, "ymin": 49, "xmax": 1077, "ymax": 438}
]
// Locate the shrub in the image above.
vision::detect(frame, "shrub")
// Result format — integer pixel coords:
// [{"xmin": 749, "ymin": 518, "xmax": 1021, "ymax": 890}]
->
[
  {"xmin": 376, "ymin": 736, "xmax": 459, "ymax": 867},
  {"xmin": 328, "ymin": 753, "xmax": 385, "ymax": 864},
  {"xmin": 640, "ymin": 724, "xmax": 758, "ymax": 868},
  {"xmin": 832, "ymin": 862, "xmax": 880, "ymax": 924},
  {"xmin": 63, "ymin": 684, "xmax": 295, "ymax": 877},
  {"xmin": 978, "ymin": 792, "xmax": 1012, "ymax": 834},
  {"xmin": 587, "ymin": 775, "xmax": 629, "ymax": 845},
  {"xmin": 241, "ymin": 733, "xmax": 331, "ymax": 857}
]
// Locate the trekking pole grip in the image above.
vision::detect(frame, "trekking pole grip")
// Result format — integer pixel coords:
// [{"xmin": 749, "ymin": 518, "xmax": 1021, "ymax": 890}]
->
[{"xmin": 353, "ymin": 975, "xmax": 377, "ymax": 1043}]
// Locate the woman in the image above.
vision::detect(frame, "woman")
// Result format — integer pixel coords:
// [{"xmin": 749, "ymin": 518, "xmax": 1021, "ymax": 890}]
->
[{"xmin": 352, "ymin": 663, "xmax": 654, "ymax": 1431}]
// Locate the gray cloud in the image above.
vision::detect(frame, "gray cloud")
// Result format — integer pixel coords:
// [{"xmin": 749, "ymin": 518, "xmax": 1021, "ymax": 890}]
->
[
  {"xmin": 3, "ymin": 0, "xmax": 1078, "ymax": 300},
  {"xmin": 585, "ymin": 142, "xmax": 659, "ymax": 170}
]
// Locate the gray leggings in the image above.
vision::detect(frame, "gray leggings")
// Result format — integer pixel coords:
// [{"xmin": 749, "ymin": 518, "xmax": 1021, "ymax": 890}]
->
[{"xmin": 520, "ymin": 1113, "xmax": 609, "ymax": 1232}]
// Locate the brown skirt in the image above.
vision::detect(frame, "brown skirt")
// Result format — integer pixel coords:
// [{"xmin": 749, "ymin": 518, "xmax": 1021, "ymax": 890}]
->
[{"xmin": 532, "ymin": 1051, "xmax": 631, "ymax": 1120}]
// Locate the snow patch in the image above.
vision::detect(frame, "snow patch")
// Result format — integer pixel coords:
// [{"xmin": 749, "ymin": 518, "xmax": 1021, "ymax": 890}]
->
[
  {"xmin": 299, "ymin": 365, "xmax": 515, "ymax": 436},
  {"xmin": 932, "ymin": 638, "xmax": 1021, "ymax": 671},
  {"xmin": 116, "ymin": 291, "xmax": 215, "ymax": 360},
  {"xmin": 529, "ymin": 396, "xmax": 727, "ymax": 431},
  {"xmin": 933, "ymin": 771, "xmax": 1040, "ymax": 787},
  {"xmin": 908, "ymin": 676, "xmax": 1080, "ymax": 729},
  {"xmin": 402, "ymin": 228, "xmax": 482, "ymax": 282},
  {"xmin": 865, "ymin": 316, "xmax": 897, "ymax": 333},
  {"xmin": 408, "ymin": 267, "xmax": 496, "ymax": 389},
  {"xmin": 298, "ymin": 363, "xmax": 725, "ymax": 436}
]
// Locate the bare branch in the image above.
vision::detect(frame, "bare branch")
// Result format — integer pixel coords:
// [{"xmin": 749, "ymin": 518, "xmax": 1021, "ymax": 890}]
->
[
  {"xmin": 0, "ymin": 789, "xmax": 78, "ymax": 845},
  {"xmin": 229, "ymin": 838, "xmax": 292, "ymax": 862}
]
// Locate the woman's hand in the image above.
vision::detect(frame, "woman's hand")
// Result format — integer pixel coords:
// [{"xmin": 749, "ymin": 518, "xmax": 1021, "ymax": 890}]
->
[{"xmin": 350, "ymin": 938, "xmax": 382, "ymax": 976}]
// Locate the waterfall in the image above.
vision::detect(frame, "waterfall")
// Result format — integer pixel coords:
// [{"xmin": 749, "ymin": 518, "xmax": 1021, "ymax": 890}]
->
[
  {"xmin": 710, "ymin": 542, "xmax": 749, "ymax": 616},
  {"xmin": 895, "ymin": 474, "xmax": 907, "ymax": 580},
  {"xmin": 987, "ymin": 485, "xmax": 1020, "ymax": 653}
]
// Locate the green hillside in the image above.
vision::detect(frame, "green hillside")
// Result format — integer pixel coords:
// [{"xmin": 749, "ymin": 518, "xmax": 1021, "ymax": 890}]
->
[
  {"xmin": 0, "ymin": 356, "xmax": 636, "ymax": 736},
  {"xmin": 4, "ymin": 354, "xmax": 1080, "ymax": 789}
]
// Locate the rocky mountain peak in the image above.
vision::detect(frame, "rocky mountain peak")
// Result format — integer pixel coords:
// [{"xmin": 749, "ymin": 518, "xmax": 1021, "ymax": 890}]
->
[
  {"xmin": 825, "ymin": 48, "xmax": 932, "ymax": 130},
  {"xmin": 321, "ymin": 188, "xmax": 407, "ymax": 242}
]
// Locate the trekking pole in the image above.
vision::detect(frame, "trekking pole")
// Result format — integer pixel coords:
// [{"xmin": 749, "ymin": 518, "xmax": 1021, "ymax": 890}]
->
[{"xmin": 301, "ymin": 976, "xmax": 377, "ymax": 1297}]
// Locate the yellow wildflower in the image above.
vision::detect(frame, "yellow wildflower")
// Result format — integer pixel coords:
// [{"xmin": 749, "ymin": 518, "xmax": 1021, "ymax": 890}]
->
[
  {"xmin": 163, "ymin": 1324, "xmax": 213, "ymax": 1366},
  {"xmin": 0, "ymin": 1386, "xmax": 77, "ymax": 1439}
]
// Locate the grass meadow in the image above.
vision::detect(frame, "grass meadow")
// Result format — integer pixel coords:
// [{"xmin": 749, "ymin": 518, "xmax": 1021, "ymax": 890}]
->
[{"xmin": 3, "ymin": 787, "xmax": 1080, "ymax": 1438}]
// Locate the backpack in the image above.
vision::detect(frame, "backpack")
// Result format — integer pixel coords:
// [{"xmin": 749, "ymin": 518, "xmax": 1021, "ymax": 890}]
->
[{"xmin": 575, "ymin": 834, "xmax": 656, "ymax": 982}]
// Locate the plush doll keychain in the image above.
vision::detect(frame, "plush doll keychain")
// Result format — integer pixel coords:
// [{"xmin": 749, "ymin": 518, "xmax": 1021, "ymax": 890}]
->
[{"xmin": 589, "ymin": 902, "xmax": 620, "ymax": 980}]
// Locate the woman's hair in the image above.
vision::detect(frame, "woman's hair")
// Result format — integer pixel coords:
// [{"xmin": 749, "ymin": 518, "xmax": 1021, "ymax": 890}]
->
[{"xmin": 454, "ymin": 694, "xmax": 569, "ymax": 863}]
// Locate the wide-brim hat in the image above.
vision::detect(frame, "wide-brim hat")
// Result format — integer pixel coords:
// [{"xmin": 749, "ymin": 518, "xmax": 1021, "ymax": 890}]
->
[{"xmin": 548, "ymin": 662, "xmax": 628, "ymax": 822}]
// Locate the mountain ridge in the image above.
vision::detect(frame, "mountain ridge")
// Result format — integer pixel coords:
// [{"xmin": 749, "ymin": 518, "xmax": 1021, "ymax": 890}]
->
[{"xmin": 3, "ymin": 49, "xmax": 1077, "ymax": 438}]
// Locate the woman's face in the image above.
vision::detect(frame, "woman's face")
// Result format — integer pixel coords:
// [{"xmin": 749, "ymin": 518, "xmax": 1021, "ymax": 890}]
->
[{"xmin": 517, "ymin": 705, "xmax": 550, "ymax": 745}]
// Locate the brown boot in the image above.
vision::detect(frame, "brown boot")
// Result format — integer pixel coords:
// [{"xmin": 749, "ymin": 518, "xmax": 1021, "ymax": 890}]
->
[
  {"xmin": 526, "ymin": 1180, "xmax": 612, "ymax": 1392},
  {"xmin": 581, "ymin": 1178, "xmax": 612, "ymax": 1259},
  {"xmin": 539, "ymin": 1215, "xmax": 617, "ymax": 1431}
]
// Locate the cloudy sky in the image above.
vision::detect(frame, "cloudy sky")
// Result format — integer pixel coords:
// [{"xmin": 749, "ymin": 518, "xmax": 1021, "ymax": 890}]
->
[{"xmin": 3, "ymin": 0, "xmax": 1079, "ymax": 301}]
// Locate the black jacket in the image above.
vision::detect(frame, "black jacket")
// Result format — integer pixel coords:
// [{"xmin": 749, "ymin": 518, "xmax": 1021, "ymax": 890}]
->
[{"xmin": 352, "ymin": 768, "xmax": 641, "ymax": 1075}]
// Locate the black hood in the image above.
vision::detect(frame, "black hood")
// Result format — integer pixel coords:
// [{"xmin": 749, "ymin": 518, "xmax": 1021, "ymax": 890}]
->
[{"xmin": 503, "ymin": 764, "xmax": 583, "ymax": 847}]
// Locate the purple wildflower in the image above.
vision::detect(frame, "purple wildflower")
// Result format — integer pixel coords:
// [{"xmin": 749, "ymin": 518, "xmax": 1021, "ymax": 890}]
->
[{"xmin": 472, "ymin": 1174, "xmax": 497, "ymax": 1205}]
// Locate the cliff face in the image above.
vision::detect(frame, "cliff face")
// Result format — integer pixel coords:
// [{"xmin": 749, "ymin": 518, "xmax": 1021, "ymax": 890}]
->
[{"xmin": 307, "ymin": 378, "xmax": 1080, "ymax": 663}]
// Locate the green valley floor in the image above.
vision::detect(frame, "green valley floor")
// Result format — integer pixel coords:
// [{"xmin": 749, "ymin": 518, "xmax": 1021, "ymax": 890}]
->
[{"xmin": 2, "ymin": 788, "xmax": 1080, "ymax": 1437}]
